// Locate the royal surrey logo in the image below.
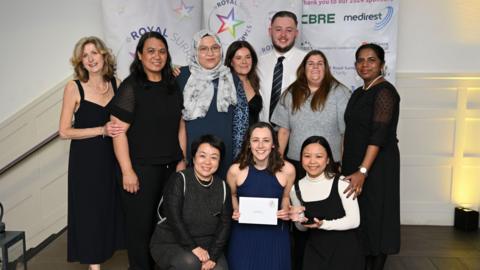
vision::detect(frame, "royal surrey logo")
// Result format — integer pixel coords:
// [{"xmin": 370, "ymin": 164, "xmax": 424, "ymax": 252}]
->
[
  {"xmin": 174, "ymin": 0, "xmax": 194, "ymax": 19},
  {"xmin": 217, "ymin": 8, "xmax": 244, "ymax": 38},
  {"xmin": 374, "ymin": 6, "xmax": 394, "ymax": 31},
  {"xmin": 207, "ymin": 0, "xmax": 252, "ymax": 44}
]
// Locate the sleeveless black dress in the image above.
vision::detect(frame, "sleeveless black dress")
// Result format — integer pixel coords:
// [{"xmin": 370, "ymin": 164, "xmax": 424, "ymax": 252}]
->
[
  {"xmin": 67, "ymin": 80, "xmax": 124, "ymax": 264},
  {"xmin": 295, "ymin": 176, "xmax": 364, "ymax": 270}
]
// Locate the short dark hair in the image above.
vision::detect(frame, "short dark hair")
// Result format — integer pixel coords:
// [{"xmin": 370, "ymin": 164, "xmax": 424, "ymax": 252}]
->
[
  {"xmin": 190, "ymin": 134, "xmax": 226, "ymax": 164},
  {"xmin": 355, "ymin": 43, "xmax": 385, "ymax": 64},
  {"xmin": 271, "ymin": 10, "xmax": 298, "ymax": 26},
  {"xmin": 300, "ymin": 136, "xmax": 340, "ymax": 179}
]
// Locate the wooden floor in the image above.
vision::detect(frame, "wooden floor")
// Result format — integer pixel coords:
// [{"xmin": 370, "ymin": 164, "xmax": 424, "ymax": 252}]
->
[{"xmin": 16, "ymin": 225, "xmax": 480, "ymax": 270}]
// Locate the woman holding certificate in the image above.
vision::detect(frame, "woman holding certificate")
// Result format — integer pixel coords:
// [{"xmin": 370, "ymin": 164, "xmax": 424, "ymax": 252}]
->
[
  {"xmin": 290, "ymin": 136, "xmax": 363, "ymax": 269},
  {"xmin": 226, "ymin": 122, "xmax": 295, "ymax": 270}
]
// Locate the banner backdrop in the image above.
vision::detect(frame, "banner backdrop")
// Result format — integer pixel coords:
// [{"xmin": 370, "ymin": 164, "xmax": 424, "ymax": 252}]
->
[
  {"xmin": 101, "ymin": 0, "xmax": 202, "ymax": 79},
  {"xmin": 301, "ymin": 0, "xmax": 399, "ymax": 90},
  {"xmin": 202, "ymin": 0, "xmax": 301, "ymax": 57},
  {"xmin": 101, "ymin": 0, "xmax": 399, "ymax": 88}
]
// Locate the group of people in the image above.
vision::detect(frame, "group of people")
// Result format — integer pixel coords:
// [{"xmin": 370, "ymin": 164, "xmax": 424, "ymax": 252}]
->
[{"xmin": 60, "ymin": 10, "xmax": 400, "ymax": 270}]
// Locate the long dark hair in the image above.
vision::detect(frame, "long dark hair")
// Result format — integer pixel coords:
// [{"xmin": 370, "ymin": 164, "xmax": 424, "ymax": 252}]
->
[
  {"xmin": 129, "ymin": 31, "xmax": 174, "ymax": 86},
  {"xmin": 300, "ymin": 136, "xmax": 340, "ymax": 179},
  {"xmin": 224, "ymin": 40, "xmax": 260, "ymax": 94},
  {"xmin": 236, "ymin": 122, "xmax": 284, "ymax": 174},
  {"xmin": 283, "ymin": 50, "xmax": 341, "ymax": 113}
]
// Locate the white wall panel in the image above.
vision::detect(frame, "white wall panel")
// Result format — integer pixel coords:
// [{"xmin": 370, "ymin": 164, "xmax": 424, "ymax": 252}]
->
[
  {"xmin": 399, "ymin": 118, "xmax": 455, "ymax": 156},
  {"xmin": 401, "ymin": 165, "xmax": 452, "ymax": 203},
  {"xmin": 397, "ymin": 73, "xmax": 480, "ymax": 225},
  {"xmin": 464, "ymin": 119, "xmax": 480, "ymax": 156}
]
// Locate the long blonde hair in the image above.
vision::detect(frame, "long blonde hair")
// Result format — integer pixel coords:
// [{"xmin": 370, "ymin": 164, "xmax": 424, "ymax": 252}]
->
[{"xmin": 70, "ymin": 36, "xmax": 116, "ymax": 82}]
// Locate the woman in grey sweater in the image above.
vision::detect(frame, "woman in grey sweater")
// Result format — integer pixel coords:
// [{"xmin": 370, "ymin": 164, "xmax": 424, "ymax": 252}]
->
[
  {"xmin": 271, "ymin": 50, "xmax": 350, "ymax": 179},
  {"xmin": 270, "ymin": 50, "xmax": 350, "ymax": 270}
]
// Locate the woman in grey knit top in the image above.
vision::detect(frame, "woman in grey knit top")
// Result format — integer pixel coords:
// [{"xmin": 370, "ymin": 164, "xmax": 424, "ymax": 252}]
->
[
  {"xmin": 271, "ymin": 50, "xmax": 351, "ymax": 180},
  {"xmin": 150, "ymin": 135, "xmax": 232, "ymax": 270}
]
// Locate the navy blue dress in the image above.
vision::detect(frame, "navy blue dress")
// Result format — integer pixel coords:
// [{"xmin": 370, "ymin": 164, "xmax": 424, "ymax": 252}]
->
[{"xmin": 227, "ymin": 166, "xmax": 291, "ymax": 270}]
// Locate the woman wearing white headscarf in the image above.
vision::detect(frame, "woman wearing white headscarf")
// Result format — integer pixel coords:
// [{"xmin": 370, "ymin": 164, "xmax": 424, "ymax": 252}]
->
[{"xmin": 177, "ymin": 30, "xmax": 249, "ymax": 179}]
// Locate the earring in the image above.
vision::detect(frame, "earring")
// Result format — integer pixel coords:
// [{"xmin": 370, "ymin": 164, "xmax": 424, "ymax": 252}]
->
[{"xmin": 381, "ymin": 65, "xmax": 387, "ymax": 76}]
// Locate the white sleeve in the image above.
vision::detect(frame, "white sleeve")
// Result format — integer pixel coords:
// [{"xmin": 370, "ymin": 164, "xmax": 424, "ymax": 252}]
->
[
  {"xmin": 289, "ymin": 185, "xmax": 307, "ymax": 232},
  {"xmin": 319, "ymin": 179, "xmax": 360, "ymax": 231}
]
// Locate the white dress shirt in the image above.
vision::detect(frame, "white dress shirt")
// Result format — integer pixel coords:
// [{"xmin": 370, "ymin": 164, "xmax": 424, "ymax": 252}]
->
[{"xmin": 257, "ymin": 47, "xmax": 307, "ymax": 122}]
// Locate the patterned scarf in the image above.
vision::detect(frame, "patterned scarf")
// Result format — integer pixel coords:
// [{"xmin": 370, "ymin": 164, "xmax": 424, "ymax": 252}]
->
[{"xmin": 182, "ymin": 30, "xmax": 237, "ymax": 120}]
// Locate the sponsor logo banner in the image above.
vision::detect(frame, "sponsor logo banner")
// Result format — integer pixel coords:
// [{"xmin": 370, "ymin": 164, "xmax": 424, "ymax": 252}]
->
[
  {"xmin": 203, "ymin": 0, "xmax": 301, "ymax": 56},
  {"xmin": 301, "ymin": 0, "xmax": 399, "ymax": 90},
  {"xmin": 102, "ymin": 0, "xmax": 398, "ymax": 88}
]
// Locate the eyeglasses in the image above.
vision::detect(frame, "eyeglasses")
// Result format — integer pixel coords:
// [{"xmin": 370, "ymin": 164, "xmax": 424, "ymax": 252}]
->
[{"xmin": 198, "ymin": 45, "xmax": 221, "ymax": 55}]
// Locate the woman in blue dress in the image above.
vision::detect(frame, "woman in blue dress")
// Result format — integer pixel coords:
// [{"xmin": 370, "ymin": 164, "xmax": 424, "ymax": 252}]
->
[
  {"xmin": 176, "ymin": 30, "xmax": 249, "ymax": 179},
  {"xmin": 226, "ymin": 122, "xmax": 295, "ymax": 270}
]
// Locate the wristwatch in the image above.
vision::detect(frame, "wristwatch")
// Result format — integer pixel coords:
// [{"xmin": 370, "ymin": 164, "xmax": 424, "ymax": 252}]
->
[{"xmin": 358, "ymin": 166, "xmax": 368, "ymax": 176}]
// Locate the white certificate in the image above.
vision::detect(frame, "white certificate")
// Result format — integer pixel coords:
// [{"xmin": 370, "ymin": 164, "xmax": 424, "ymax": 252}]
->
[{"xmin": 239, "ymin": 197, "xmax": 278, "ymax": 225}]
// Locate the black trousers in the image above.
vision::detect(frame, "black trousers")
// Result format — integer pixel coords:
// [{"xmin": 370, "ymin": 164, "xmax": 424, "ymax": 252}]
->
[
  {"xmin": 286, "ymin": 158, "xmax": 307, "ymax": 270},
  {"xmin": 121, "ymin": 163, "xmax": 176, "ymax": 270},
  {"xmin": 168, "ymin": 250, "xmax": 228, "ymax": 270}
]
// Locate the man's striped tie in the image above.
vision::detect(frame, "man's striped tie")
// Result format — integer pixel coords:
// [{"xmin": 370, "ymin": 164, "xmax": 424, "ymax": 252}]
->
[{"xmin": 269, "ymin": 56, "xmax": 285, "ymax": 121}]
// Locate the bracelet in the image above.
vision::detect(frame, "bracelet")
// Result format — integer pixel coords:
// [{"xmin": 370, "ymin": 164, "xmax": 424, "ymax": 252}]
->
[{"xmin": 101, "ymin": 126, "xmax": 105, "ymax": 138}]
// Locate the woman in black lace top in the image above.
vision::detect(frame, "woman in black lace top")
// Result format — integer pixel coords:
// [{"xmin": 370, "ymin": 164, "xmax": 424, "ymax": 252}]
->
[
  {"xmin": 341, "ymin": 43, "xmax": 400, "ymax": 270},
  {"xmin": 109, "ymin": 32, "xmax": 187, "ymax": 270},
  {"xmin": 150, "ymin": 135, "xmax": 232, "ymax": 270}
]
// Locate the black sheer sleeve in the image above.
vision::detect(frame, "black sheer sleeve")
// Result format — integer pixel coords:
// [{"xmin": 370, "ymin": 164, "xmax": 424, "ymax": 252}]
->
[
  {"xmin": 109, "ymin": 77, "xmax": 136, "ymax": 123},
  {"xmin": 163, "ymin": 172, "xmax": 197, "ymax": 250},
  {"xmin": 208, "ymin": 184, "xmax": 232, "ymax": 261},
  {"xmin": 369, "ymin": 86, "xmax": 398, "ymax": 146}
]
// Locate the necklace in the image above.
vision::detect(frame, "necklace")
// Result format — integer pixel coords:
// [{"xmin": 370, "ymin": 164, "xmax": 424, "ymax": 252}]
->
[
  {"xmin": 363, "ymin": 75, "xmax": 383, "ymax": 91},
  {"xmin": 194, "ymin": 173, "xmax": 214, "ymax": 188},
  {"xmin": 89, "ymin": 81, "xmax": 110, "ymax": 95}
]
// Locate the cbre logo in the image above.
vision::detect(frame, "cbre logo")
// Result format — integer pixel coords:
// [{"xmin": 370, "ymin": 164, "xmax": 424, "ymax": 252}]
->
[{"xmin": 374, "ymin": 6, "xmax": 394, "ymax": 31}]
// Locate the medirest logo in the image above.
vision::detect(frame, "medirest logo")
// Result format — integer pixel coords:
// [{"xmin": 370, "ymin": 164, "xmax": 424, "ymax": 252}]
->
[
  {"xmin": 374, "ymin": 6, "xmax": 393, "ymax": 31},
  {"xmin": 343, "ymin": 5, "xmax": 394, "ymax": 31}
]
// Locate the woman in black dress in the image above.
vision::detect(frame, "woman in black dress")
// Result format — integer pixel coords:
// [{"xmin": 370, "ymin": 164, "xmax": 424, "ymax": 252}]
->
[
  {"xmin": 109, "ymin": 32, "xmax": 186, "ymax": 270},
  {"xmin": 225, "ymin": 40, "xmax": 263, "ymax": 127},
  {"xmin": 150, "ymin": 135, "xmax": 231, "ymax": 270},
  {"xmin": 341, "ymin": 43, "xmax": 401, "ymax": 270},
  {"xmin": 59, "ymin": 36, "xmax": 125, "ymax": 270}
]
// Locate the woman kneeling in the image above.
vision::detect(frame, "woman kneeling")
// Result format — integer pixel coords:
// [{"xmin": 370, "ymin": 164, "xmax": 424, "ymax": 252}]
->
[{"xmin": 150, "ymin": 135, "xmax": 232, "ymax": 270}]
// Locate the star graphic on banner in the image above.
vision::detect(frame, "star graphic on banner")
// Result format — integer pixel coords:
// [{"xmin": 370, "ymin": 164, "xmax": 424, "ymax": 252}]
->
[
  {"xmin": 216, "ymin": 8, "xmax": 244, "ymax": 38},
  {"xmin": 174, "ymin": 0, "xmax": 194, "ymax": 18}
]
